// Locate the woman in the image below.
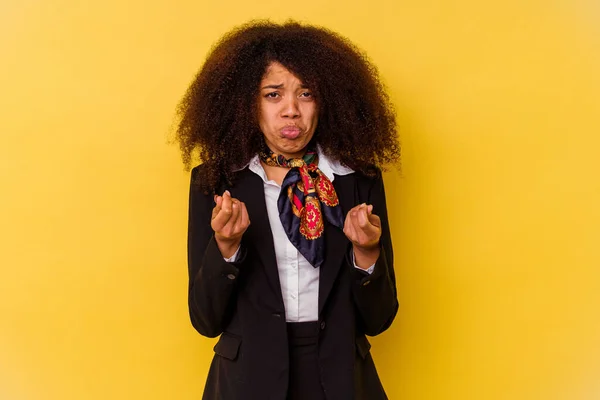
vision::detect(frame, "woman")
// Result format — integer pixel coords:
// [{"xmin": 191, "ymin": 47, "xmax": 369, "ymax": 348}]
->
[{"xmin": 175, "ymin": 20, "xmax": 400, "ymax": 399}]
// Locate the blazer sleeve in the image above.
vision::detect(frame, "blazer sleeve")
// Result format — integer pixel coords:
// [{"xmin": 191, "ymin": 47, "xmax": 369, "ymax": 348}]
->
[
  {"xmin": 350, "ymin": 170, "xmax": 399, "ymax": 336},
  {"xmin": 187, "ymin": 166, "xmax": 246, "ymax": 338}
]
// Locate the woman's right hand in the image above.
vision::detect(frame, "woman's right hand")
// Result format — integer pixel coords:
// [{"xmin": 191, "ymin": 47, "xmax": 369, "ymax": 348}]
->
[{"xmin": 211, "ymin": 190, "xmax": 250, "ymax": 258}]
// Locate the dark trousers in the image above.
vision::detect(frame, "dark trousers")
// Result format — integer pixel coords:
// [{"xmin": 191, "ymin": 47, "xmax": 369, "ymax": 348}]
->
[{"xmin": 287, "ymin": 322, "xmax": 327, "ymax": 400}]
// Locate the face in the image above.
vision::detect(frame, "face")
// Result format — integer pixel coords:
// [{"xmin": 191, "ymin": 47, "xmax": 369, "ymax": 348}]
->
[{"xmin": 257, "ymin": 62, "xmax": 318, "ymax": 159}]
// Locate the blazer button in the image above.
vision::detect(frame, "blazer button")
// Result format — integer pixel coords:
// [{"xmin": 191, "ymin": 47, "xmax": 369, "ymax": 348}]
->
[
  {"xmin": 226, "ymin": 274, "xmax": 236, "ymax": 280},
  {"xmin": 272, "ymin": 313, "xmax": 281, "ymax": 318},
  {"xmin": 320, "ymin": 321, "xmax": 326, "ymax": 330}
]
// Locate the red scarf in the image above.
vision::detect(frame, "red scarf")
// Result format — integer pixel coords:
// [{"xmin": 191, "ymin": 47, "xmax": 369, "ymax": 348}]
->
[{"xmin": 259, "ymin": 148, "xmax": 344, "ymax": 268}]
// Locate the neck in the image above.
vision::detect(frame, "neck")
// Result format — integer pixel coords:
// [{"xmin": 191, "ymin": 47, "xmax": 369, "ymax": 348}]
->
[
  {"xmin": 272, "ymin": 149, "xmax": 307, "ymax": 159},
  {"xmin": 260, "ymin": 160, "xmax": 289, "ymax": 185}
]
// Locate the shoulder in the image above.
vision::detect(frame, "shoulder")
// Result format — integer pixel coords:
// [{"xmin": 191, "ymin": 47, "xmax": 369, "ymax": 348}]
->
[
  {"xmin": 352, "ymin": 165, "xmax": 383, "ymax": 186},
  {"xmin": 189, "ymin": 164, "xmax": 209, "ymax": 194},
  {"xmin": 190, "ymin": 163, "xmax": 255, "ymax": 192},
  {"xmin": 190, "ymin": 163, "xmax": 205, "ymax": 179}
]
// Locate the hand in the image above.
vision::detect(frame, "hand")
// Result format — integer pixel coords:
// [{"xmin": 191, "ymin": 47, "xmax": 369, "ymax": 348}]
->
[
  {"xmin": 211, "ymin": 190, "xmax": 250, "ymax": 258},
  {"xmin": 343, "ymin": 203, "xmax": 381, "ymax": 269}
]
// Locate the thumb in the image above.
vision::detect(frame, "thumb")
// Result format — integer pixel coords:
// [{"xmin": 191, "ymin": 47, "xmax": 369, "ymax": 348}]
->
[{"xmin": 368, "ymin": 213, "xmax": 381, "ymax": 228}]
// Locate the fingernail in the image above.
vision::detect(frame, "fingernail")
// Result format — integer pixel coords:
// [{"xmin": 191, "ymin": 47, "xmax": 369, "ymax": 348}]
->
[{"xmin": 224, "ymin": 190, "xmax": 230, "ymax": 196}]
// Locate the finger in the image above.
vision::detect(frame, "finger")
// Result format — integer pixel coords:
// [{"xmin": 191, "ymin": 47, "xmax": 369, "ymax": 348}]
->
[
  {"xmin": 343, "ymin": 208, "xmax": 353, "ymax": 238},
  {"xmin": 356, "ymin": 204, "xmax": 380, "ymax": 229},
  {"xmin": 345, "ymin": 209, "xmax": 360, "ymax": 242},
  {"xmin": 212, "ymin": 196, "xmax": 222, "ymax": 219},
  {"xmin": 345, "ymin": 219, "xmax": 358, "ymax": 243},
  {"xmin": 212, "ymin": 199, "xmax": 233, "ymax": 232},
  {"xmin": 232, "ymin": 202, "xmax": 244, "ymax": 234},
  {"xmin": 351, "ymin": 209, "xmax": 366, "ymax": 235},
  {"xmin": 212, "ymin": 211, "xmax": 231, "ymax": 232},
  {"xmin": 358, "ymin": 217, "xmax": 379, "ymax": 238},
  {"xmin": 227, "ymin": 199, "xmax": 241, "ymax": 232},
  {"xmin": 237, "ymin": 202, "xmax": 250, "ymax": 231},
  {"xmin": 357, "ymin": 204, "xmax": 370, "ymax": 229},
  {"xmin": 364, "ymin": 204, "xmax": 380, "ymax": 229},
  {"xmin": 368, "ymin": 213, "xmax": 381, "ymax": 229},
  {"xmin": 343, "ymin": 211, "xmax": 351, "ymax": 238},
  {"xmin": 221, "ymin": 190, "xmax": 232, "ymax": 215},
  {"xmin": 349, "ymin": 207, "xmax": 379, "ymax": 244}
]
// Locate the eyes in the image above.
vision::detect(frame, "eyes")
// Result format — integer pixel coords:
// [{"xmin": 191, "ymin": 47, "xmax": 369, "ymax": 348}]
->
[{"xmin": 263, "ymin": 91, "xmax": 314, "ymax": 100}]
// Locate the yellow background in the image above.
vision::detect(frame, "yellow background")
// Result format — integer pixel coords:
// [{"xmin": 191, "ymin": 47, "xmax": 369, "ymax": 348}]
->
[{"xmin": 1, "ymin": 0, "xmax": 599, "ymax": 399}]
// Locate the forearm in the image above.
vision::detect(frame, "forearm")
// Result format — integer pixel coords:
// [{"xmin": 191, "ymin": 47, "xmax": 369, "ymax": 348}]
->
[
  {"xmin": 189, "ymin": 235, "xmax": 243, "ymax": 338},
  {"xmin": 351, "ymin": 170, "xmax": 398, "ymax": 336},
  {"xmin": 351, "ymin": 241, "xmax": 398, "ymax": 336}
]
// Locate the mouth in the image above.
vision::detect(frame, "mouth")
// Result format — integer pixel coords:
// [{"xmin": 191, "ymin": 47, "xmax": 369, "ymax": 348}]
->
[{"xmin": 280, "ymin": 125, "xmax": 302, "ymax": 139}]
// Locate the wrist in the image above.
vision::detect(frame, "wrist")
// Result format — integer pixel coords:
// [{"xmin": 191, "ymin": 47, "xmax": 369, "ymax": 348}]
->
[
  {"xmin": 215, "ymin": 236, "xmax": 241, "ymax": 259},
  {"xmin": 353, "ymin": 243, "xmax": 380, "ymax": 269}
]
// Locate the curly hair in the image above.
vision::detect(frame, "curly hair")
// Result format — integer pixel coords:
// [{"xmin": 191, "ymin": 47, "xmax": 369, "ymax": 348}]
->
[{"xmin": 174, "ymin": 20, "xmax": 400, "ymax": 193}]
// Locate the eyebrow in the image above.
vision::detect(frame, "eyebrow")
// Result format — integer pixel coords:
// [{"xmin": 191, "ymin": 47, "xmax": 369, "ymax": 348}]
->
[{"xmin": 261, "ymin": 83, "xmax": 310, "ymax": 90}]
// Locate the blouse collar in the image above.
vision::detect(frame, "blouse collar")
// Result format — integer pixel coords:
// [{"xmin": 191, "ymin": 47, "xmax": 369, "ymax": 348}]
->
[{"xmin": 242, "ymin": 144, "xmax": 354, "ymax": 184}]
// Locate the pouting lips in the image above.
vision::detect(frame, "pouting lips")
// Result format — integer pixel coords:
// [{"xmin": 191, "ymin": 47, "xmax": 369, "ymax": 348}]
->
[{"xmin": 281, "ymin": 126, "xmax": 301, "ymax": 139}]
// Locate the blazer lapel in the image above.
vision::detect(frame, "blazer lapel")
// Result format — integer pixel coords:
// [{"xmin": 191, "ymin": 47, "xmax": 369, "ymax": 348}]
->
[
  {"xmin": 229, "ymin": 169, "xmax": 284, "ymax": 306},
  {"xmin": 318, "ymin": 173, "xmax": 355, "ymax": 315}
]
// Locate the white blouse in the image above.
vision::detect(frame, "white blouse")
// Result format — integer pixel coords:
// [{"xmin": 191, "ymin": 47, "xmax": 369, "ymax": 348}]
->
[{"xmin": 226, "ymin": 148, "xmax": 374, "ymax": 322}]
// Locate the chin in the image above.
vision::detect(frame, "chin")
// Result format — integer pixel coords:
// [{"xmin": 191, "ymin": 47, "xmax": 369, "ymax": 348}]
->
[
  {"xmin": 266, "ymin": 132, "xmax": 314, "ymax": 156},
  {"xmin": 285, "ymin": 142, "xmax": 309, "ymax": 152}
]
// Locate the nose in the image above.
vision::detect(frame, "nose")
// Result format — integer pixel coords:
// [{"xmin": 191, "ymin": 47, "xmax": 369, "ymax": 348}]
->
[{"xmin": 281, "ymin": 96, "xmax": 300, "ymax": 119}]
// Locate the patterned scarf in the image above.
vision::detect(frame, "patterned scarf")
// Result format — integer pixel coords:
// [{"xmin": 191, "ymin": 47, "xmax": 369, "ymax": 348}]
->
[{"xmin": 259, "ymin": 147, "xmax": 344, "ymax": 268}]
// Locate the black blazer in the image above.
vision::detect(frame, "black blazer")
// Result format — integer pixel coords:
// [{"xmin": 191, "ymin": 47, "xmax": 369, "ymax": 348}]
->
[{"xmin": 187, "ymin": 165, "xmax": 398, "ymax": 400}]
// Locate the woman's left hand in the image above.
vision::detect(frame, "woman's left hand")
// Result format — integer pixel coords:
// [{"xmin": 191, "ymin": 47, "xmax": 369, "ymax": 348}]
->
[{"xmin": 343, "ymin": 203, "xmax": 381, "ymax": 269}]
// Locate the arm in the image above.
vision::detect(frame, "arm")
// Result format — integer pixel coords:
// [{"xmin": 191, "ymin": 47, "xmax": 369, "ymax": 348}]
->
[
  {"xmin": 349, "ymin": 171, "xmax": 398, "ymax": 336},
  {"xmin": 187, "ymin": 167, "xmax": 246, "ymax": 338}
]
